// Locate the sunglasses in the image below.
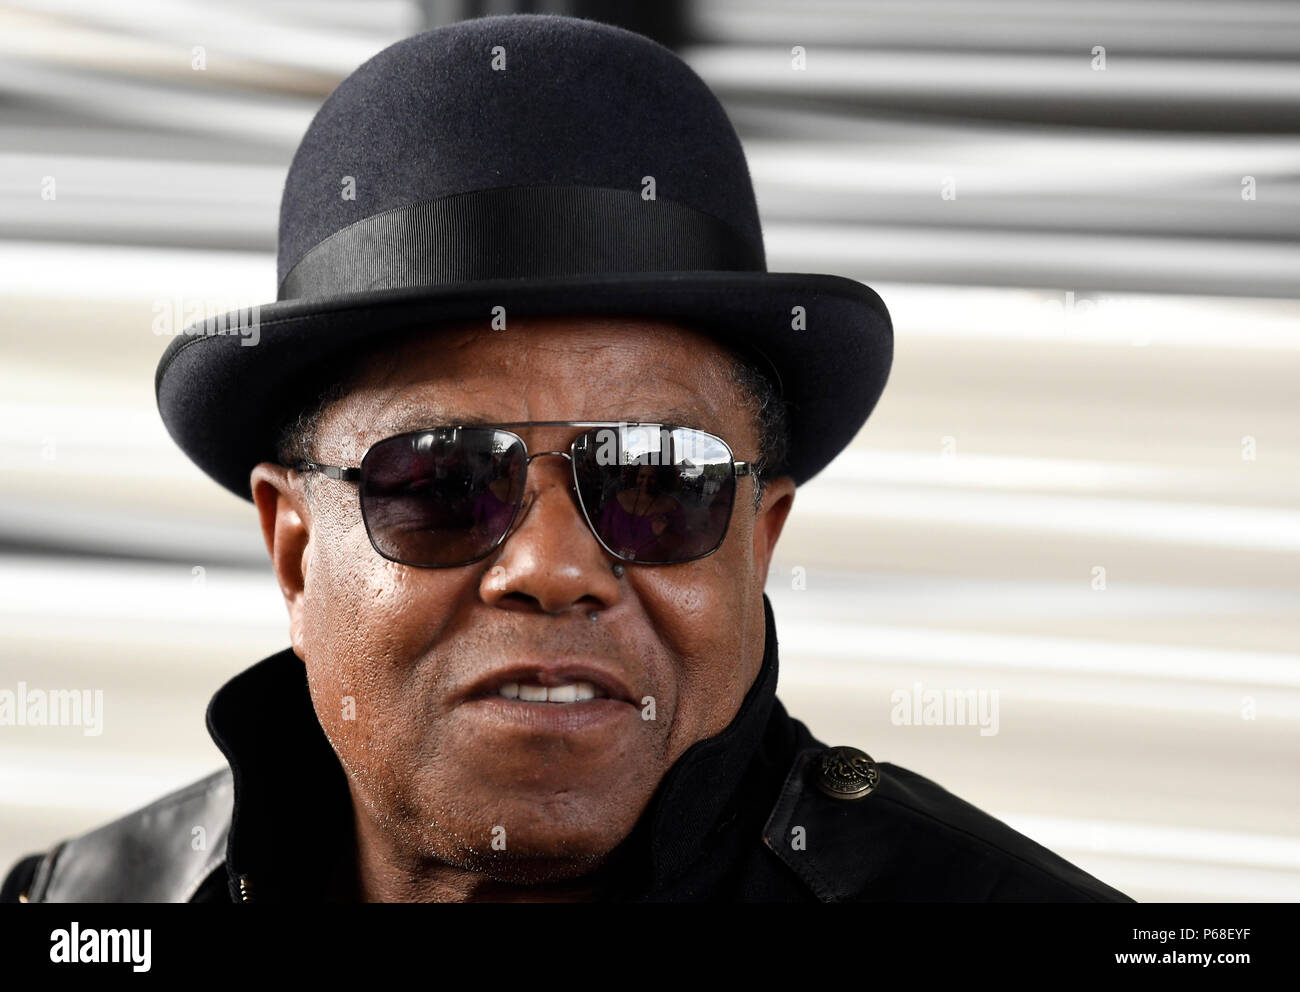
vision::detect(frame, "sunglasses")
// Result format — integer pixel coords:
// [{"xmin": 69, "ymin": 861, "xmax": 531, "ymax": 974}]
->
[{"xmin": 293, "ymin": 422, "xmax": 752, "ymax": 567}]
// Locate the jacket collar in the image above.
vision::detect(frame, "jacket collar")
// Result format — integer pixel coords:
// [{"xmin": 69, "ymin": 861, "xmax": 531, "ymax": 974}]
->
[{"xmin": 206, "ymin": 592, "xmax": 783, "ymax": 901}]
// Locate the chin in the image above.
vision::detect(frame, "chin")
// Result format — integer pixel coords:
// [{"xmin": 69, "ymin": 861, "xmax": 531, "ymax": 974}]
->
[
  {"xmin": 432, "ymin": 825, "xmax": 621, "ymax": 886},
  {"xmin": 420, "ymin": 794, "xmax": 631, "ymax": 874},
  {"xmin": 461, "ymin": 847, "xmax": 611, "ymax": 886}
]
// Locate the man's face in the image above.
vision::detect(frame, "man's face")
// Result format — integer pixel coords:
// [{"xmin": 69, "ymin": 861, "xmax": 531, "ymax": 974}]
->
[{"xmin": 251, "ymin": 316, "xmax": 795, "ymax": 893}]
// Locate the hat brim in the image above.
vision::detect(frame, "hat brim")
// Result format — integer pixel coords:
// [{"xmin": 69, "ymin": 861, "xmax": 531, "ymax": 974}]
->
[{"xmin": 155, "ymin": 270, "xmax": 892, "ymax": 500}]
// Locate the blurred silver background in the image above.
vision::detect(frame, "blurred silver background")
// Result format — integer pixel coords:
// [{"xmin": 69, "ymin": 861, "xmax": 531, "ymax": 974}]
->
[{"xmin": 1, "ymin": 0, "xmax": 1297, "ymax": 902}]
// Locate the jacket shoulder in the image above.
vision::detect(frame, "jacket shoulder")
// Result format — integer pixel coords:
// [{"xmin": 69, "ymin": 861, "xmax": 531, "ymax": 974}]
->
[
  {"xmin": 762, "ymin": 747, "xmax": 1134, "ymax": 902},
  {"xmin": 5, "ymin": 766, "xmax": 234, "ymax": 903}
]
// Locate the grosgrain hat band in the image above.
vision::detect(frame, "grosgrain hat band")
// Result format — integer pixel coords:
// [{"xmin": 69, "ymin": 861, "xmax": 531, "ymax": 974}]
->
[{"xmin": 277, "ymin": 184, "xmax": 764, "ymax": 301}]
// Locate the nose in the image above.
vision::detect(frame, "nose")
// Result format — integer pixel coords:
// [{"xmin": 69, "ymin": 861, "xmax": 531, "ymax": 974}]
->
[{"xmin": 478, "ymin": 451, "xmax": 622, "ymax": 616}]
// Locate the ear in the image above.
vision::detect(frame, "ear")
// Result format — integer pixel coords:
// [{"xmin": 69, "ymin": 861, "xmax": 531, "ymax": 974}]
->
[
  {"xmin": 750, "ymin": 475, "xmax": 795, "ymax": 590},
  {"xmin": 250, "ymin": 462, "xmax": 311, "ymax": 661}
]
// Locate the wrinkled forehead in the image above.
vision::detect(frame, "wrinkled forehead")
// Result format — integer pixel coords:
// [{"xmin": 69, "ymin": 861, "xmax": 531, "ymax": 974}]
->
[{"xmin": 319, "ymin": 316, "xmax": 753, "ymax": 450}]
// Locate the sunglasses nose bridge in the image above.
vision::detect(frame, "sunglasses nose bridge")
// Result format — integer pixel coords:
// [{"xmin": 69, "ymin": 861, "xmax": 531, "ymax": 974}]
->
[
  {"xmin": 508, "ymin": 448, "xmax": 600, "ymax": 548},
  {"xmin": 523, "ymin": 450, "xmax": 573, "ymax": 465},
  {"xmin": 518, "ymin": 448, "xmax": 579, "ymax": 498}
]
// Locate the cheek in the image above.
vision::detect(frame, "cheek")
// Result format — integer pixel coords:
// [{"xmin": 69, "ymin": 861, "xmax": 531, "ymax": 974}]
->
[
  {"xmin": 302, "ymin": 507, "xmax": 458, "ymax": 665},
  {"xmin": 640, "ymin": 536, "xmax": 761, "ymax": 753},
  {"xmin": 299, "ymin": 523, "xmax": 463, "ymax": 782}
]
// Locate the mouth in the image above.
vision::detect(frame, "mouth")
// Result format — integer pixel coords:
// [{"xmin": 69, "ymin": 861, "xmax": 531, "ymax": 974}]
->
[
  {"xmin": 463, "ymin": 664, "xmax": 636, "ymax": 707},
  {"xmin": 457, "ymin": 664, "xmax": 642, "ymax": 737},
  {"xmin": 496, "ymin": 681, "xmax": 610, "ymax": 703}
]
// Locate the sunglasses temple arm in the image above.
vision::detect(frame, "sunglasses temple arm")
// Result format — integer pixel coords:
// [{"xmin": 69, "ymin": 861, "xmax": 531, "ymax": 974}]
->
[{"xmin": 295, "ymin": 461, "xmax": 362, "ymax": 482}]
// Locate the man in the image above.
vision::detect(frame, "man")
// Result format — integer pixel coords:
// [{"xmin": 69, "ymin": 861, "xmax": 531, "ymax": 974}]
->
[{"xmin": 3, "ymin": 13, "xmax": 1132, "ymax": 902}]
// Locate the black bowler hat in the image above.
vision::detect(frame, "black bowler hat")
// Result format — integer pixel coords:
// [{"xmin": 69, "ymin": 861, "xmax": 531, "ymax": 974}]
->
[{"xmin": 155, "ymin": 13, "xmax": 893, "ymax": 499}]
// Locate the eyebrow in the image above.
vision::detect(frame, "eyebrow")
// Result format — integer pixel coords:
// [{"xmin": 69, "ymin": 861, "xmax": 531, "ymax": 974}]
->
[{"xmin": 366, "ymin": 407, "xmax": 711, "ymax": 439}]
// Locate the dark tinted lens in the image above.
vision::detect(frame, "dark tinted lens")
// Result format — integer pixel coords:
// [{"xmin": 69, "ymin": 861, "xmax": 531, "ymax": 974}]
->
[
  {"xmin": 573, "ymin": 425, "xmax": 737, "ymax": 563},
  {"xmin": 358, "ymin": 428, "xmax": 525, "ymax": 566}
]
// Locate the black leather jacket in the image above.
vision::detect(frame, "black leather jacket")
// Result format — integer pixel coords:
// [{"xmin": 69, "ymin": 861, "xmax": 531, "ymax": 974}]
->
[{"xmin": 3, "ymin": 595, "xmax": 1134, "ymax": 902}]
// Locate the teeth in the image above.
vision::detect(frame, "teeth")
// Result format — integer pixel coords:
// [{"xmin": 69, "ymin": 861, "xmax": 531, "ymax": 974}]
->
[
  {"xmin": 499, "ymin": 680, "xmax": 607, "ymax": 703},
  {"xmin": 547, "ymin": 684, "xmax": 577, "ymax": 703}
]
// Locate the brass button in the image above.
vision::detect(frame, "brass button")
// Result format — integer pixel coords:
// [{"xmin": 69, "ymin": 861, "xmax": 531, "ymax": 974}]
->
[{"xmin": 814, "ymin": 745, "xmax": 879, "ymax": 800}]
